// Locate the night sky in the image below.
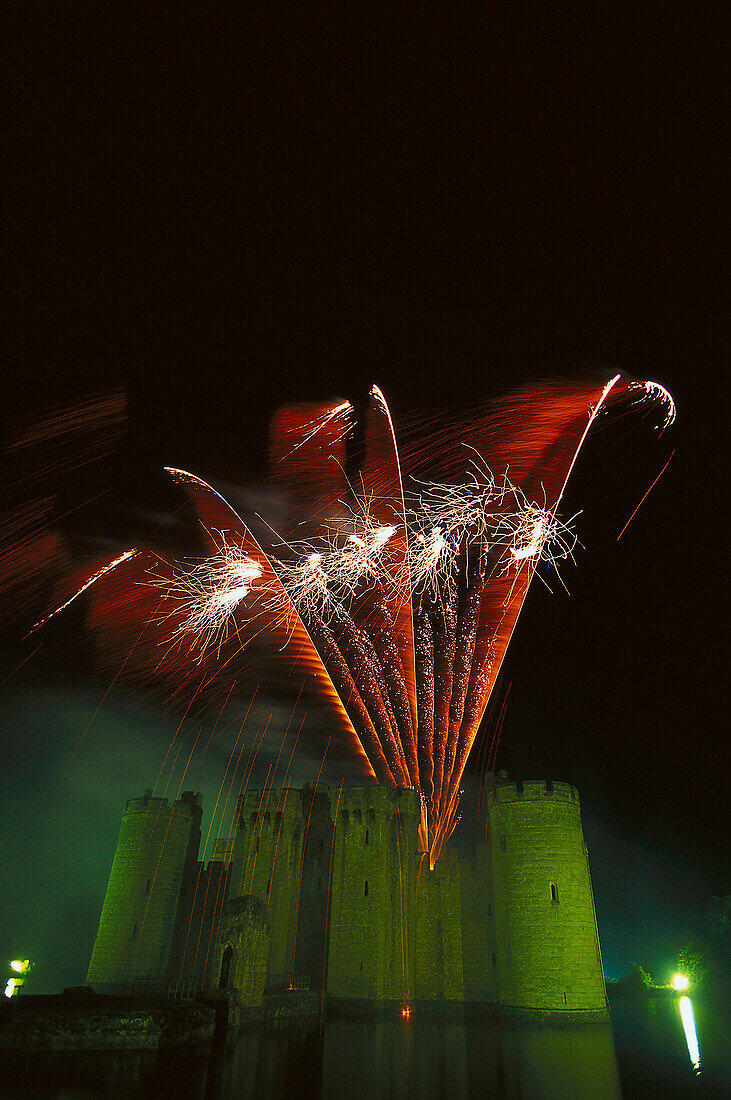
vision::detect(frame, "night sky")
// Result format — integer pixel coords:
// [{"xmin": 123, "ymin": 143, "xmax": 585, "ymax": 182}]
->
[{"xmin": 2, "ymin": 7, "xmax": 725, "ymax": 991}]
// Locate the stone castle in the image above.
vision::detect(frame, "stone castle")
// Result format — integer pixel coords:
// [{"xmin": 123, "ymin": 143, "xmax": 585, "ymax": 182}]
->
[{"xmin": 86, "ymin": 773, "xmax": 609, "ymax": 1019}]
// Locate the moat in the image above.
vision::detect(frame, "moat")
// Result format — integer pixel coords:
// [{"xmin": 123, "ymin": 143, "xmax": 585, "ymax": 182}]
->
[{"xmin": 3, "ymin": 997, "xmax": 726, "ymax": 1099}]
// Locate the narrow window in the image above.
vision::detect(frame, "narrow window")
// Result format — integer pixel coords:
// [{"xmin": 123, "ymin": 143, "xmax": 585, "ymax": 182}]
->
[
  {"xmin": 550, "ymin": 882, "xmax": 559, "ymax": 903},
  {"xmin": 500, "ymin": 834, "xmax": 506, "ymax": 851},
  {"xmin": 563, "ymin": 992, "xmax": 567, "ymax": 1004},
  {"xmin": 365, "ymin": 828, "xmax": 369, "ymax": 845},
  {"xmin": 220, "ymin": 945, "xmax": 234, "ymax": 989},
  {"xmin": 487, "ymin": 904, "xmax": 492, "ymax": 916},
  {"xmin": 145, "ymin": 878, "xmax": 151, "ymax": 894},
  {"xmin": 364, "ymin": 880, "xmax": 369, "ymax": 897},
  {"xmin": 491, "ymin": 952, "xmax": 496, "ymax": 965}
]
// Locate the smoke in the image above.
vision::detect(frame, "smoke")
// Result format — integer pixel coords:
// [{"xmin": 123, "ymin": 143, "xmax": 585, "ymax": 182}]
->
[{"xmin": 0, "ymin": 683, "xmax": 346, "ymax": 994}]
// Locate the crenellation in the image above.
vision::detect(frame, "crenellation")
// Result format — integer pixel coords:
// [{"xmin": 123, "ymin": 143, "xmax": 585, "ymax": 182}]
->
[
  {"xmin": 87, "ymin": 770, "xmax": 608, "ymax": 1019},
  {"xmin": 487, "ymin": 778, "xmax": 579, "ymax": 804}
]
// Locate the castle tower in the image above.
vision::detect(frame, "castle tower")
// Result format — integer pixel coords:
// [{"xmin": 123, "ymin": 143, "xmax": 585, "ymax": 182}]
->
[
  {"xmin": 213, "ymin": 895, "xmax": 271, "ymax": 1007},
  {"xmin": 486, "ymin": 772, "xmax": 608, "ymax": 1018},
  {"xmin": 228, "ymin": 785, "xmax": 333, "ymax": 987},
  {"xmin": 326, "ymin": 786, "xmax": 421, "ymax": 1005},
  {"xmin": 166, "ymin": 838, "xmax": 232, "ymax": 989},
  {"xmin": 86, "ymin": 789, "xmax": 202, "ymax": 990}
]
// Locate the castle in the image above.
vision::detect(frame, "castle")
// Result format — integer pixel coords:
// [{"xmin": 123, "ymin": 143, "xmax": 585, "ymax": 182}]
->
[{"xmin": 86, "ymin": 773, "xmax": 609, "ymax": 1020}]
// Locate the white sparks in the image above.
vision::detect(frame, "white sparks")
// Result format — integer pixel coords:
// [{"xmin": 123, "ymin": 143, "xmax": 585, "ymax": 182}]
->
[
  {"xmin": 31, "ymin": 549, "xmax": 139, "ymax": 632},
  {"xmin": 632, "ymin": 380, "xmax": 677, "ymax": 430},
  {"xmin": 168, "ymin": 537, "xmax": 263, "ymax": 652}
]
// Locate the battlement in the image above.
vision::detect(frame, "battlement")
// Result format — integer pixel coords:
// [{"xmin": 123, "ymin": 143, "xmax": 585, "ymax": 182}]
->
[
  {"xmin": 485, "ymin": 772, "xmax": 579, "ymax": 805},
  {"xmin": 237, "ymin": 785, "xmax": 328, "ymax": 828},
  {"xmin": 239, "ymin": 787, "xmax": 301, "ymax": 822},
  {"xmin": 90, "ymin": 780, "xmax": 608, "ymax": 1019},
  {"xmin": 124, "ymin": 789, "xmax": 203, "ymax": 818},
  {"xmin": 330, "ymin": 785, "xmax": 421, "ymax": 822}
]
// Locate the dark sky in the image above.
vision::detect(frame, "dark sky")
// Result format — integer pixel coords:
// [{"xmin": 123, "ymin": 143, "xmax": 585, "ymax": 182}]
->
[{"xmin": 2, "ymin": 7, "xmax": 725, "ymax": 989}]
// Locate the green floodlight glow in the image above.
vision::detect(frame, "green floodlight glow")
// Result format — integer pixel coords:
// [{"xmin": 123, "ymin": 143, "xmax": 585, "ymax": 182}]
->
[
  {"xmin": 673, "ymin": 973, "xmax": 690, "ymax": 991},
  {"xmin": 10, "ymin": 960, "xmax": 29, "ymax": 975},
  {"xmin": 4, "ymin": 979, "xmax": 17, "ymax": 998}
]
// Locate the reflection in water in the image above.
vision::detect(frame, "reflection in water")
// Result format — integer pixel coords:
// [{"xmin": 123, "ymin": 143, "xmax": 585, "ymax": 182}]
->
[
  {"xmin": 7, "ymin": 1000, "xmax": 728, "ymax": 1098},
  {"xmin": 679, "ymin": 996, "xmax": 702, "ymax": 1074},
  {"xmin": 210, "ymin": 1015, "xmax": 623, "ymax": 1099},
  {"xmin": 255, "ymin": 1015, "xmax": 621, "ymax": 1100}
]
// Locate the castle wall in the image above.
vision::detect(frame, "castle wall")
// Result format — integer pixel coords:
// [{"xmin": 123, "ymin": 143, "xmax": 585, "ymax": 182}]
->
[
  {"xmin": 86, "ymin": 790, "xmax": 202, "ymax": 989},
  {"xmin": 167, "ymin": 856, "xmax": 230, "ymax": 988},
  {"xmin": 326, "ymin": 786, "xmax": 420, "ymax": 1004},
  {"xmin": 413, "ymin": 849, "xmax": 464, "ymax": 1002},
  {"xmin": 486, "ymin": 777, "xmax": 608, "ymax": 1016},
  {"xmin": 291, "ymin": 788, "xmax": 333, "ymax": 988},
  {"xmin": 231, "ymin": 787, "xmax": 300, "ymax": 984},
  {"xmin": 87, "ymin": 775, "xmax": 609, "ymax": 1018},
  {"xmin": 459, "ymin": 841, "xmax": 498, "ymax": 1004},
  {"xmin": 213, "ymin": 895, "xmax": 270, "ymax": 1007},
  {"xmin": 230, "ymin": 785, "xmax": 334, "ymax": 988}
]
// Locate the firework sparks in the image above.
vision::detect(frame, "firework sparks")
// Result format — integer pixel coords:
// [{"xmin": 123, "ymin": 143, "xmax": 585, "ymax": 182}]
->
[
  {"xmin": 37, "ymin": 374, "xmax": 674, "ymax": 863},
  {"xmin": 169, "ymin": 538, "xmax": 264, "ymax": 652},
  {"xmin": 31, "ymin": 548, "xmax": 139, "ymax": 632},
  {"xmin": 407, "ymin": 524, "xmax": 457, "ymax": 599},
  {"xmin": 632, "ymin": 380, "xmax": 677, "ymax": 430},
  {"xmin": 497, "ymin": 497, "xmax": 580, "ymax": 575}
]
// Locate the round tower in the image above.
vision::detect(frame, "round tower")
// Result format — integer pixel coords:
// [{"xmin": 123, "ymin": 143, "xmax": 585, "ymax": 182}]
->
[
  {"xmin": 486, "ymin": 772, "xmax": 608, "ymax": 1019},
  {"xmin": 86, "ymin": 789, "xmax": 202, "ymax": 991}
]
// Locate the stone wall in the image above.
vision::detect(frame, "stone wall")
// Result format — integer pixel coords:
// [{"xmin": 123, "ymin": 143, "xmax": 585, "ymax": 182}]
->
[
  {"xmin": 459, "ymin": 842, "xmax": 498, "ymax": 1004},
  {"xmin": 88, "ymin": 776, "xmax": 609, "ymax": 1019},
  {"xmin": 213, "ymin": 895, "xmax": 270, "ymax": 1007},
  {"xmin": 413, "ymin": 848, "xmax": 464, "ymax": 1002},
  {"xmin": 86, "ymin": 791, "xmax": 202, "ymax": 989},
  {"xmin": 326, "ymin": 786, "xmax": 420, "ymax": 1004},
  {"xmin": 167, "ymin": 856, "xmax": 230, "ymax": 988},
  {"xmin": 230, "ymin": 786, "xmax": 332, "ymax": 988},
  {"xmin": 486, "ymin": 776, "xmax": 608, "ymax": 1015}
]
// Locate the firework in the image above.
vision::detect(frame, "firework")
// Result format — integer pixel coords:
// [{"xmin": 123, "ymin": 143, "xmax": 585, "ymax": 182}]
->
[
  {"xmin": 632, "ymin": 380, "xmax": 677, "ymax": 430},
  {"xmin": 167, "ymin": 538, "xmax": 263, "ymax": 654},
  {"xmin": 38, "ymin": 375, "xmax": 675, "ymax": 864}
]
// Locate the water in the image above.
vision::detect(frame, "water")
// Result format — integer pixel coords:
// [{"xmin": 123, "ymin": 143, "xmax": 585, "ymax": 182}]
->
[{"xmin": 3, "ymin": 997, "xmax": 728, "ymax": 1098}]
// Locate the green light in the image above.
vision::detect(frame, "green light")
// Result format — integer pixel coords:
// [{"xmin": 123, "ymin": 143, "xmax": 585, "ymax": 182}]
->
[
  {"xmin": 673, "ymin": 973, "xmax": 690, "ymax": 991},
  {"xmin": 4, "ymin": 979, "xmax": 17, "ymax": 998},
  {"xmin": 679, "ymin": 996, "xmax": 701, "ymax": 1073},
  {"xmin": 10, "ymin": 960, "xmax": 29, "ymax": 975}
]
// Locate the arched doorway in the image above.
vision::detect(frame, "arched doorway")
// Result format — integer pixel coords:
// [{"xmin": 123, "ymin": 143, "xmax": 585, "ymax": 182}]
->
[{"xmin": 220, "ymin": 944, "xmax": 234, "ymax": 989}]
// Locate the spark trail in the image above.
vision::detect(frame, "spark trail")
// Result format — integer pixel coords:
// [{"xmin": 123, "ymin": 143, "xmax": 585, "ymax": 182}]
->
[{"xmin": 37, "ymin": 376, "xmax": 674, "ymax": 863}]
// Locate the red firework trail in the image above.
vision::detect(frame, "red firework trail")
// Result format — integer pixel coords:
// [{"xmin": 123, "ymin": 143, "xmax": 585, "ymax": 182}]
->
[
  {"xmin": 33, "ymin": 375, "xmax": 675, "ymax": 864},
  {"xmin": 430, "ymin": 588, "xmax": 457, "ymax": 824}
]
